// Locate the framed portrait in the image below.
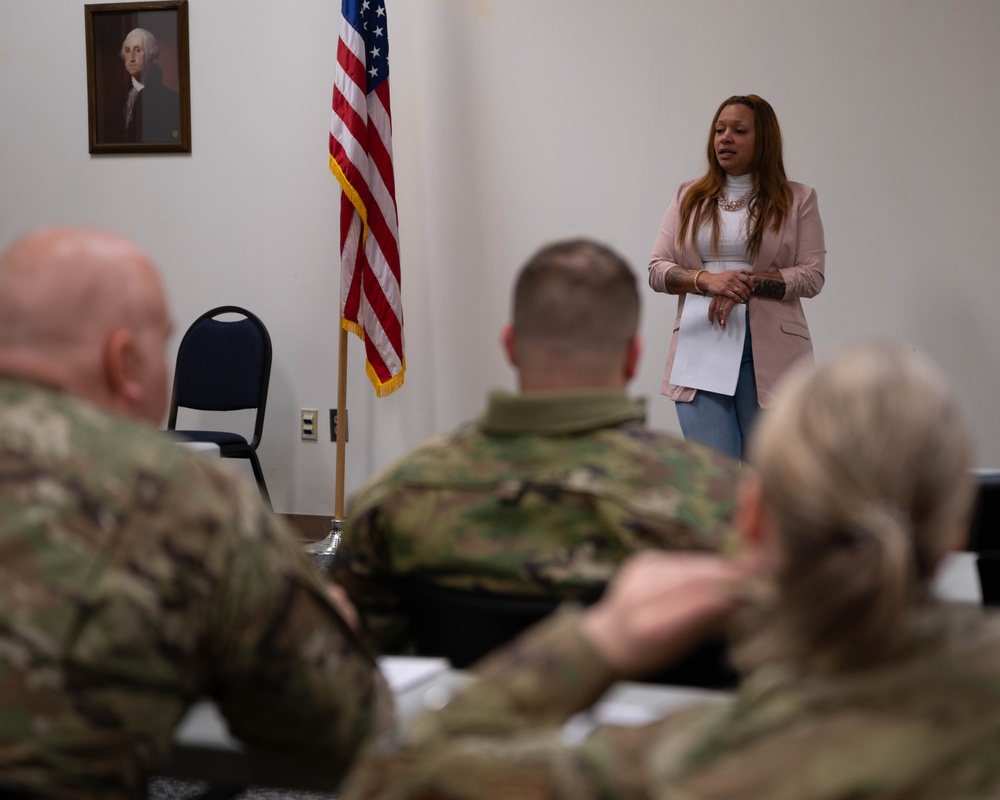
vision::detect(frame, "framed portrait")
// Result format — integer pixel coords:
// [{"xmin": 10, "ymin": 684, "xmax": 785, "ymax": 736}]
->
[{"xmin": 85, "ymin": 0, "xmax": 191, "ymax": 154}]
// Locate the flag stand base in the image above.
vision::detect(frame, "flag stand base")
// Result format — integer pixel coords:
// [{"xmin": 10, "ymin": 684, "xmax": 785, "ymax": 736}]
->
[{"xmin": 304, "ymin": 518, "xmax": 342, "ymax": 573}]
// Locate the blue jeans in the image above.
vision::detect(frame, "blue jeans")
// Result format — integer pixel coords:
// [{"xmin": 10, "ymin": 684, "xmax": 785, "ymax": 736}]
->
[{"xmin": 675, "ymin": 318, "xmax": 759, "ymax": 461}]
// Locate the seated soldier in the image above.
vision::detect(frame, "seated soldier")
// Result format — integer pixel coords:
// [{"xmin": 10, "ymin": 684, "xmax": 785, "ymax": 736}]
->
[
  {"xmin": 338, "ymin": 340, "xmax": 1000, "ymax": 800},
  {"xmin": 0, "ymin": 227, "xmax": 390, "ymax": 799},
  {"xmin": 332, "ymin": 238, "xmax": 741, "ymax": 656}
]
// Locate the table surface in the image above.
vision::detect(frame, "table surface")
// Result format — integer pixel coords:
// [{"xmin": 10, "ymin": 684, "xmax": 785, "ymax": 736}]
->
[
  {"xmin": 162, "ymin": 658, "xmax": 441, "ymax": 792},
  {"xmin": 164, "ymin": 655, "xmax": 727, "ymax": 791},
  {"xmin": 933, "ymin": 551, "xmax": 981, "ymax": 604},
  {"xmin": 162, "ymin": 552, "xmax": 983, "ymax": 790}
]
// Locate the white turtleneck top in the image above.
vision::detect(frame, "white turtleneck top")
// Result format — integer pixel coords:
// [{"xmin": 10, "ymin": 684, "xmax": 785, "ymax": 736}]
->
[{"xmin": 695, "ymin": 172, "xmax": 753, "ymax": 265}]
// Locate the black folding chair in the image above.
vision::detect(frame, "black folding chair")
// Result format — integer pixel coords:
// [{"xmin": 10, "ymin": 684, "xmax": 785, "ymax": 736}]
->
[{"xmin": 167, "ymin": 306, "xmax": 272, "ymax": 508}]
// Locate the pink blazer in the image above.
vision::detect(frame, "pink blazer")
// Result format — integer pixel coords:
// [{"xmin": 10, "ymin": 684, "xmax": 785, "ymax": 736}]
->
[{"xmin": 648, "ymin": 179, "xmax": 826, "ymax": 407}]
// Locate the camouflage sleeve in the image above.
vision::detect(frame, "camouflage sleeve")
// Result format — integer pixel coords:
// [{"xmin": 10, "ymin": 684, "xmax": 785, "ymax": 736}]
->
[
  {"xmin": 199, "ymin": 472, "xmax": 390, "ymax": 782},
  {"xmin": 340, "ymin": 607, "xmax": 654, "ymax": 800},
  {"xmin": 332, "ymin": 488, "xmax": 414, "ymax": 654}
]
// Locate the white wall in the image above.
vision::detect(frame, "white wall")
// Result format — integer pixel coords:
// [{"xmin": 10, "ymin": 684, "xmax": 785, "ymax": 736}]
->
[{"xmin": 2, "ymin": 0, "xmax": 999, "ymax": 515}]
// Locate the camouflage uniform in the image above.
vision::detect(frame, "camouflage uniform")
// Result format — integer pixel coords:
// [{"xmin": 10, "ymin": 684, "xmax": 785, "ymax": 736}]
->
[
  {"xmin": 340, "ymin": 603, "xmax": 1000, "ymax": 800},
  {"xmin": 333, "ymin": 389, "xmax": 740, "ymax": 653},
  {"xmin": 0, "ymin": 379, "xmax": 388, "ymax": 799}
]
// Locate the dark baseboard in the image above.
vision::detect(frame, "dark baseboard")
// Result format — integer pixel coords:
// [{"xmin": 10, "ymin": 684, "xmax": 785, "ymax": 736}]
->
[{"xmin": 281, "ymin": 514, "xmax": 336, "ymax": 543}]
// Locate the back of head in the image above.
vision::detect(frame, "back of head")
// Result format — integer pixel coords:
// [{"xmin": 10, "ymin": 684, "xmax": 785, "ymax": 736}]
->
[
  {"xmin": 0, "ymin": 227, "xmax": 170, "ymax": 423},
  {"xmin": 511, "ymin": 239, "xmax": 639, "ymax": 388},
  {"xmin": 742, "ymin": 340, "xmax": 974, "ymax": 670}
]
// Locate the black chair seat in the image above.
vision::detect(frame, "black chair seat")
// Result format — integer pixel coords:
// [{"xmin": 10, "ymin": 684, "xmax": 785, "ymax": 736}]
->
[{"xmin": 174, "ymin": 430, "xmax": 250, "ymax": 447}]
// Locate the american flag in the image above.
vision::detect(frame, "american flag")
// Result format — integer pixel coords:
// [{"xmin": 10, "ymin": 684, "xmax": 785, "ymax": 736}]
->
[{"xmin": 329, "ymin": 0, "xmax": 404, "ymax": 397}]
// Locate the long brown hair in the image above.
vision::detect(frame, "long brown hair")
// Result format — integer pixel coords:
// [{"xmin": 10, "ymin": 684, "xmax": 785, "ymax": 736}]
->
[{"xmin": 677, "ymin": 95, "xmax": 791, "ymax": 262}]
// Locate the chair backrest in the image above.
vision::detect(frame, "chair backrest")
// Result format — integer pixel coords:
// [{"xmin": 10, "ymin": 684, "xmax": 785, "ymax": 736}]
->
[
  {"xmin": 977, "ymin": 555, "xmax": 1000, "ymax": 606},
  {"xmin": 400, "ymin": 579, "xmax": 738, "ymax": 689},
  {"xmin": 970, "ymin": 471, "xmax": 1000, "ymax": 606},
  {"xmin": 166, "ymin": 306, "xmax": 272, "ymax": 446},
  {"xmin": 968, "ymin": 470, "xmax": 1000, "ymax": 553},
  {"xmin": 401, "ymin": 581, "xmax": 579, "ymax": 669}
]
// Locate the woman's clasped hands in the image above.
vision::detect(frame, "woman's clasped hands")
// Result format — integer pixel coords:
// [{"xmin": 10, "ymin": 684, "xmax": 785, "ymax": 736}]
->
[{"xmin": 702, "ymin": 269, "xmax": 752, "ymax": 329}]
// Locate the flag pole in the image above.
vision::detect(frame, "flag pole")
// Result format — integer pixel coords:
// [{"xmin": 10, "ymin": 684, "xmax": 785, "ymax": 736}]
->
[
  {"xmin": 306, "ymin": 323, "xmax": 349, "ymax": 571},
  {"xmin": 334, "ymin": 323, "xmax": 349, "ymax": 519},
  {"xmin": 311, "ymin": 0, "xmax": 402, "ymax": 572}
]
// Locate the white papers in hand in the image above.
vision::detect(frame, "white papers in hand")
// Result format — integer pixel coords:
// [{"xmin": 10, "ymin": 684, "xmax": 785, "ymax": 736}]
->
[{"xmin": 669, "ymin": 294, "xmax": 746, "ymax": 396}]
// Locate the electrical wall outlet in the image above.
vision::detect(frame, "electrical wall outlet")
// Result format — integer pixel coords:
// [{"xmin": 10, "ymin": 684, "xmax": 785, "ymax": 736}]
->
[
  {"xmin": 300, "ymin": 408, "xmax": 318, "ymax": 441},
  {"xmin": 330, "ymin": 408, "xmax": 348, "ymax": 442}
]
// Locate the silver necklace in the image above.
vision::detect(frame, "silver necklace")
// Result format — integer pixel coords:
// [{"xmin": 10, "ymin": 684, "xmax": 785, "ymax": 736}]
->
[{"xmin": 718, "ymin": 188, "xmax": 754, "ymax": 212}]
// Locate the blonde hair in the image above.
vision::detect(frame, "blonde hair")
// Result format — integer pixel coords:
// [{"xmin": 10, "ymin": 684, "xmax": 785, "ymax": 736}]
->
[{"xmin": 739, "ymin": 341, "xmax": 975, "ymax": 671}]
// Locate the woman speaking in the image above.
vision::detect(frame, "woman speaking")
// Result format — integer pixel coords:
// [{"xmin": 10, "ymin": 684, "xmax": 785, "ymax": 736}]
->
[{"xmin": 648, "ymin": 94, "xmax": 825, "ymax": 459}]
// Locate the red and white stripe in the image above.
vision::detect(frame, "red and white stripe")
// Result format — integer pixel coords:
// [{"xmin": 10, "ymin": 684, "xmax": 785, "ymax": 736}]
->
[{"xmin": 329, "ymin": 4, "xmax": 404, "ymax": 396}]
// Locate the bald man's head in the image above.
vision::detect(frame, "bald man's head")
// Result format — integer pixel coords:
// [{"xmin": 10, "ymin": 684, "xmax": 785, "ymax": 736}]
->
[{"xmin": 0, "ymin": 228, "xmax": 172, "ymax": 424}]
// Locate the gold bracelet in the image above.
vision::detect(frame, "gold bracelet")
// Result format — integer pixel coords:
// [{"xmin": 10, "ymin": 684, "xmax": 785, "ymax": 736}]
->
[{"xmin": 692, "ymin": 269, "xmax": 707, "ymax": 296}]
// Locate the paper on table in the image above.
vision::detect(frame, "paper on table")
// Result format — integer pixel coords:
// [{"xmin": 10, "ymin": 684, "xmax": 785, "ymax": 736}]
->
[
  {"xmin": 561, "ymin": 685, "xmax": 727, "ymax": 745},
  {"xmin": 932, "ymin": 551, "xmax": 982, "ymax": 605},
  {"xmin": 561, "ymin": 702, "xmax": 665, "ymax": 745},
  {"xmin": 175, "ymin": 440, "xmax": 221, "ymax": 458},
  {"xmin": 669, "ymin": 293, "xmax": 746, "ymax": 396},
  {"xmin": 378, "ymin": 655, "xmax": 450, "ymax": 693}
]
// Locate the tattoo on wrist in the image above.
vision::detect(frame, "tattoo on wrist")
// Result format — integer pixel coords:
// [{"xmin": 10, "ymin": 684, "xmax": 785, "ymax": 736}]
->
[
  {"xmin": 752, "ymin": 275, "xmax": 785, "ymax": 300},
  {"xmin": 665, "ymin": 268, "xmax": 689, "ymax": 292}
]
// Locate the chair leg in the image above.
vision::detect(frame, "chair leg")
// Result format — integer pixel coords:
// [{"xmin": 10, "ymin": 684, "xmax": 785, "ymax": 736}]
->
[{"xmin": 247, "ymin": 451, "xmax": 272, "ymax": 510}]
